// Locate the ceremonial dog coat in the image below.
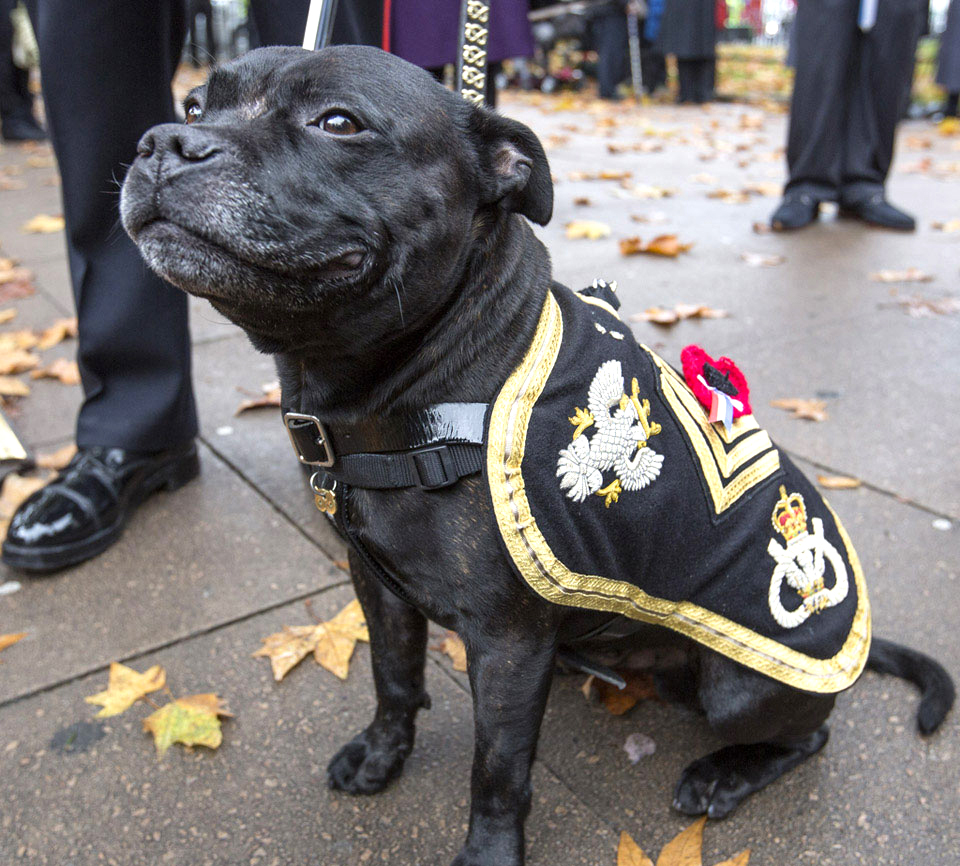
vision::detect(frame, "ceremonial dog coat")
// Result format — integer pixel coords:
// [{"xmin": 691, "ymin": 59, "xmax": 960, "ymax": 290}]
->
[{"xmin": 487, "ymin": 286, "xmax": 871, "ymax": 694}]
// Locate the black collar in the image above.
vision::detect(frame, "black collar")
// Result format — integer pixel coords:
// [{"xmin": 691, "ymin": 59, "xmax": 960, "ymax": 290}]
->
[{"xmin": 283, "ymin": 403, "xmax": 488, "ymax": 490}]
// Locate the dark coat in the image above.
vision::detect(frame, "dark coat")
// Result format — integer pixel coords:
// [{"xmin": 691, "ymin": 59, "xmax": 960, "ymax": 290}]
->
[
  {"xmin": 389, "ymin": 0, "xmax": 534, "ymax": 69},
  {"xmin": 938, "ymin": 0, "xmax": 960, "ymax": 91},
  {"xmin": 658, "ymin": 0, "xmax": 717, "ymax": 59}
]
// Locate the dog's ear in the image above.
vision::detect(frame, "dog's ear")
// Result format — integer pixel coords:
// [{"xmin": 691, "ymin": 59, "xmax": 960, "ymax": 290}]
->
[{"xmin": 472, "ymin": 109, "xmax": 553, "ymax": 225}]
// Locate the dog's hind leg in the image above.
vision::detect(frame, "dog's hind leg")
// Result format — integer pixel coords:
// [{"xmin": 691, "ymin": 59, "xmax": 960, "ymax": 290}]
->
[
  {"xmin": 673, "ymin": 650, "xmax": 835, "ymax": 819},
  {"xmin": 453, "ymin": 627, "xmax": 559, "ymax": 866},
  {"xmin": 327, "ymin": 551, "xmax": 430, "ymax": 796}
]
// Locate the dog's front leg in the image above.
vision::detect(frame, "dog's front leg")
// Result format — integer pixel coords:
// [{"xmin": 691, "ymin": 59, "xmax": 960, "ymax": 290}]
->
[
  {"xmin": 327, "ymin": 551, "xmax": 429, "ymax": 795},
  {"xmin": 453, "ymin": 631, "xmax": 557, "ymax": 866}
]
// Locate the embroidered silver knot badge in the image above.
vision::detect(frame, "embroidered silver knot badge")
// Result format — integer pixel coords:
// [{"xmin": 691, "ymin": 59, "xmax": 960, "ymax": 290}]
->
[{"xmin": 557, "ymin": 360, "xmax": 664, "ymax": 507}]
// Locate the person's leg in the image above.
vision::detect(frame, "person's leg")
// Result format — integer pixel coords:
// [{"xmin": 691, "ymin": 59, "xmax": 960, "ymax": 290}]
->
[
  {"xmin": 783, "ymin": 0, "xmax": 859, "ymax": 202},
  {"xmin": 0, "ymin": 0, "xmax": 44, "ymax": 139},
  {"xmin": 30, "ymin": 0, "xmax": 195, "ymax": 451},
  {"xmin": 947, "ymin": 92, "xmax": 960, "ymax": 116},
  {"xmin": 594, "ymin": 7, "xmax": 629, "ymax": 99},
  {"xmin": 676, "ymin": 58, "xmax": 693, "ymax": 102},
  {"xmin": 839, "ymin": 0, "xmax": 923, "ymax": 225}
]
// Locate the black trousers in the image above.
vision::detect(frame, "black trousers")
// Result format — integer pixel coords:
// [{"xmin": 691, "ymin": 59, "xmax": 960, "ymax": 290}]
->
[
  {"xmin": 26, "ymin": 0, "xmax": 382, "ymax": 451},
  {"xmin": 785, "ymin": 0, "xmax": 924, "ymax": 203},
  {"xmin": 593, "ymin": 7, "xmax": 629, "ymax": 99},
  {"xmin": 0, "ymin": 0, "xmax": 36, "ymax": 129},
  {"xmin": 676, "ymin": 57, "xmax": 713, "ymax": 104}
]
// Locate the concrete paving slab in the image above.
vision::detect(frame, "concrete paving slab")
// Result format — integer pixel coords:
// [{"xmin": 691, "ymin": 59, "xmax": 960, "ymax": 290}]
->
[
  {"xmin": 0, "ymin": 586, "xmax": 618, "ymax": 866},
  {"xmin": 533, "ymin": 463, "xmax": 959, "ymax": 866},
  {"xmin": 192, "ymin": 334, "xmax": 347, "ymax": 561},
  {"xmin": 0, "ymin": 440, "xmax": 347, "ymax": 705}
]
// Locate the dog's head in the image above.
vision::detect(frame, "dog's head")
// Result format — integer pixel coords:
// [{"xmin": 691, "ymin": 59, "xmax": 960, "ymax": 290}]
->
[{"xmin": 121, "ymin": 46, "xmax": 552, "ymax": 353}]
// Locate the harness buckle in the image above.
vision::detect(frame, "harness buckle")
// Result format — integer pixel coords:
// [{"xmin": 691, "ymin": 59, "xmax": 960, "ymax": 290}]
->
[
  {"xmin": 284, "ymin": 412, "xmax": 335, "ymax": 467},
  {"xmin": 407, "ymin": 445, "xmax": 459, "ymax": 489}
]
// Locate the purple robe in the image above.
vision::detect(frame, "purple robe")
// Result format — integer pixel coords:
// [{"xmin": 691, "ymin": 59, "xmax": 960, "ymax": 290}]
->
[{"xmin": 390, "ymin": 0, "xmax": 534, "ymax": 68}]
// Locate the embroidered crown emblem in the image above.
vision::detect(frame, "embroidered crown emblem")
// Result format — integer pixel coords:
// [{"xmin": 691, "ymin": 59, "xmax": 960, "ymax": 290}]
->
[{"xmin": 771, "ymin": 485, "xmax": 808, "ymax": 542}]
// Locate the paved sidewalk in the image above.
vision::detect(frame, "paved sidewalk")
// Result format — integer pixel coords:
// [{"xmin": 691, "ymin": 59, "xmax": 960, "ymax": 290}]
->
[{"xmin": 0, "ymin": 93, "xmax": 958, "ymax": 866}]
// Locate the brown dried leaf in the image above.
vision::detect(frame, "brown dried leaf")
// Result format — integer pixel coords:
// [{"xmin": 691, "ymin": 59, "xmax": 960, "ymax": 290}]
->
[
  {"xmin": 26, "ymin": 154, "xmax": 56, "ymax": 169},
  {"xmin": 30, "ymin": 358, "xmax": 80, "ymax": 385},
  {"xmin": 0, "ymin": 349, "xmax": 39, "ymax": 375},
  {"xmin": 817, "ymin": 474, "xmax": 861, "ymax": 490},
  {"xmin": 0, "ymin": 176, "xmax": 27, "ymax": 191},
  {"xmin": 741, "ymin": 181, "xmax": 781, "ymax": 197},
  {"xmin": 573, "ymin": 196, "xmax": 592, "ymax": 206},
  {"xmin": 618, "ymin": 183, "xmax": 676, "ymax": 200},
  {"xmin": 235, "ymin": 385, "xmax": 282, "ymax": 415},
  {"xmin": 629, "ymin": 304, "xmax": 726, "ymax": 326},
  {"xmin": 565, "ymin": 220, "xmax": 611, "ymax": 240},
  {"xmin": 0, "ymin": 264, "xmax": 32, "ymax": 286},
  {"xmin": 0, "ymin": 277, "xmax": 35, "ymax": 303},
  {"xmin": 931, "ymin": 219, "xmax": 960, "ymax": 232},
  {"xmin": 656, "ymin": 816, "xmax": 705, "ymax": 866},
  {"xmin": 438, "ymin": 631, "xmax": 468, "ymax": 671},
  {"xmin": 0, "ymin": 308, "xmax": 16, "ymax": 324},
  {"xmin": 36, "ymin": 317, "xmax": 78, "ymax": 350},
  {"xmin": 35, "ymin": 443, "xmax": 78, "ymax": 470},
  {"xmin": 619, "ymin": 234, "xmax": 693, "ymax": 258},
  {"xmin": 607, "ymin": 141, "xmax": 662, "ymax": 154},
  {"xmin": 869, "ymin": 268, "xmax": 934, "ymax": 283},
  {"xmin": 0, "ymin": 375, "xmax": 29, "ymax": 397},
  {"xmin": 618, "ymin": 831, "xmax": 654, "ymax": 866},
  {"xmin": 740, "ymin": 251, "xmax": 785, "ymax": 267},
  {"xmin": 568, "ymin": 169, "xmax": 632, "ymax": 182},
  {"xmin": 0, "ymin": 474, "xmax": 48, "ymax": 521},
  {"xmin": 707, "ymin": 189, "xmax": 750, "ymax": 204},
  {"xmin": 0, "ymin": 632, "xmax": 27, "ymax": 655},
  {"xmin": 712, "ymin": 850, "xmax": 750, "ymax": 866},
  {"xmin": 21, "ymin": 213, "xmax": 65, "ymax": 234},
  {"xmin": 751, "ymin": 221, "xmax": 773, "ymax": 235},
  {"xmin": 585, "ymin": 671, "xmax": 660, "ymax": 716},
  {"xmin": 0, "ymin": 330, "xmax": 38, "ymax": 351},
  {"xmin": 894, "ymin": 295, "xmax": 960, "ymax": 317},
  {"xmin": 770, "ymin": 397, "xmax": 828, "ymax": 422}
]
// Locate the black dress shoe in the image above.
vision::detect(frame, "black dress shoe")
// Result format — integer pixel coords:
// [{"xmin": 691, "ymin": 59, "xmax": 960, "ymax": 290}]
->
[
  {"xmin": 1, "ymin": 115, "xmax": 47, "ymax": 142},
  {"xmin": 839, "ymin": 193, "xmax": 916, "ymax": 231},
  {"xmin": 2, "ymin": 443, "xmax": 200, "ymax": 572},
  {"xmin": 770, "ymin": 191, "xmax": 819, "ymax": 231}
]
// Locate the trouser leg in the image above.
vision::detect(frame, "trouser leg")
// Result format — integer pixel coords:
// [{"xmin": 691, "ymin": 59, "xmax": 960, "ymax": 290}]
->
[
  {"xmin": 677, "ymin": 58, "xmax": 694, "ymax": 102},
  {"xmin": 28, "ymin": 0, "xmax": 197, "ymax": 451},
  {"xmin": 784, "ymin": 0, "xmax": 860, "ymax": 200},
  {"xmin": 594, "ymin": 9, "xmax": 629, "ymax": 99},
  {"xmin": 840, "ymin": 0, "xmax": 924, "ymax": 202},
  {"xmin": 0, "ymin": 0, "xmax": 37, "ymax": 128}
]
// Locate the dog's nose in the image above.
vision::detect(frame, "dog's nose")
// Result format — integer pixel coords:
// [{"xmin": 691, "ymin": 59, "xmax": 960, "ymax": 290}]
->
[{"xmin": 137, "ymin": 124, "xmax": 222, "ymax": 164}]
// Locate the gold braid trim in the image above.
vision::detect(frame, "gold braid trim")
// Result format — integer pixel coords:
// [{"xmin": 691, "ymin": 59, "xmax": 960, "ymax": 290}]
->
[
  {"xmin": 487, "ymin": 291, "xmax": 871, "ymax": 694},
  {"xmin": 459, "ymin": 0, "xmax": 490, "ymax": 105}
]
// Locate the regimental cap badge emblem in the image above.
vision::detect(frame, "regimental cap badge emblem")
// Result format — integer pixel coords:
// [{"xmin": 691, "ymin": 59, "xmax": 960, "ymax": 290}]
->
[
  {"xmin": 556, "ymin": 360, "xmax": 664, "ymax": 508},
  {"xmin": 767, "ymin": 486, "xmax": 849, "ymax": 629}
]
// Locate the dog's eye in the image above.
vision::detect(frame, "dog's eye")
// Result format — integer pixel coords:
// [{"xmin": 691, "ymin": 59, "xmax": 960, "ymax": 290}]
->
[
  {"xmin": 316, "ymin": 112, "xmax": 360, "ymax": 136},
  {"xmin": 185, "ymin": 103, "xmax": 203, "ymax": 125}
]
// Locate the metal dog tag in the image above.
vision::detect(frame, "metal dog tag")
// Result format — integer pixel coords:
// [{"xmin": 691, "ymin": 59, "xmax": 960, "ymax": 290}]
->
[{"xmin": 314, "ymin": 488, "xmax": 337, "ymax": 516}]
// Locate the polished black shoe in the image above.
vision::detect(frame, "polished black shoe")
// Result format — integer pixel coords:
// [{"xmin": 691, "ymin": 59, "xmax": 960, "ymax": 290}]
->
[
  {"xmin": 1, "ymin": 443, "xmax": 200, "ymax": 572},
  {"xmin": 839, "ymin": 193, "xmax": 916, "ymax": 231},
  {"xmin": 1, "ymin": 115, "xmax": 47, "ymax": 142},
  {"xmin": 770, "ymin": 191, "xmax": 819, "ymax": 231}
]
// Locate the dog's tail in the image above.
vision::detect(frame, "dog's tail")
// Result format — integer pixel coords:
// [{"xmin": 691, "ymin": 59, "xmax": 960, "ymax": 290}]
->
[{"xmin": 866, "ymin": 637, "xmax": 955, "ymax": 735}]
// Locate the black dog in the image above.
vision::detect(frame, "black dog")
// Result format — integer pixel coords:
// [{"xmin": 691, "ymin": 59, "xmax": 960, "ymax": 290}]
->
[{"xmin": 121, "ymin": 46, "xmax": 953, "ymax": 866}]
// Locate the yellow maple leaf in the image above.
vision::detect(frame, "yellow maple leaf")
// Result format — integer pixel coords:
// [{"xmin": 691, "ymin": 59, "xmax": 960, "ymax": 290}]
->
[
  {"xmin": 713, "ymin": 851, "xmax": 750, "ymax": 866},
  {"xmin": 657, "ymin": 817, "xmax": 705, "ymax": 865},
  {"xmin": 253, "ymin": 598, "xmax": 369, "ymax": 682},
  {"xmin": 618, "ymin": 831, "xmax": 654, "ymax": 866},
  {"xmin": 142, "ymin": 693, "xmax": 230, "ymax": 757},
  {"xmin": 21, "ymin": 213, "xmax": 65, "ymax": 234},
  {"xmin": 84, "ymin": 662, "xmax": 166, "ymax": 718},
  {"xmin": 565, "ymin": 219, "xmax": 611, "ymax": 240},
  {"xmin": 0, "ymin": 632, "xmax": 27, "ymax": 655}
]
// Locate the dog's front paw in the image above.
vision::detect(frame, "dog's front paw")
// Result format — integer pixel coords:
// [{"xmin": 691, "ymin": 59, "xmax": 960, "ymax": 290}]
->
[
  {"xmin": 450, "ymin": 827, "xmax": 523, "ymax": 866},
  {"xmin": 327, "ymin": 724, "xmax": 412, "ymax": 795}
]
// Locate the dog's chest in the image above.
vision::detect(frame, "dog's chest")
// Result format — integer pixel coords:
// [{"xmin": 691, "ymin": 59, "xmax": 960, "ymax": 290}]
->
[{"xmin": 486, "ymin": 287, "xmax": 871, "ymax": 694}]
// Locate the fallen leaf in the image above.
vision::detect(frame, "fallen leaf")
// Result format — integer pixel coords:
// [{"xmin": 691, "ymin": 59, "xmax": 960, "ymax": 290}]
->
[
  {"xmin": 712, "ymin": 851, "xmax": 750, "ymax": 866},
  {"xmin": 0, "ymin": 376, "xmax": 29, "ymax": 397},
  {"xmin": 904, "ymin": 135, "xmax": 932, "ymax": 150},
  {"xmin": 931, "ymin": 219, "xmax": 960, "ymax": 232},
  {"xmin": 0, "ymin": 329, "xmax": 39, "ymax": 351},
  {"xmin": 619, "ymin": 234, "xmax": 693, "ymax": 258},
  {"xmin": 938, "ymin": 116, "xmax": 960, "ymax": 136},
  {"xmin": 0, "ymin": 349, "xmax": 39, "ymax": 375},
  {"xmin": 893, "ymin": 295, "xmax": 960, "ymax": 317},
  {"xmin": 741, "ymin": 181, "xmax": 780, "ymax": 197},
  {"xmin": 740, "ymin": 251, "xmax": 785, "ymax": 267},
  {"xmin": 35, "ymin": 443, "xmax": 77, "ymax": 470},
  {"xmin": 690, "ymin": 173, "xmax": 717, "ymax": 184},
  {"xmin": 0, "ymin": 277, "xmax": 35, "ymax": 303},
  {"xmin": 30, "ymin": 358, "xmax": 80, "ymax": 385},
  {"xmin": 869, "ymin": 268, "xmax": 933, "ymax": 283},
  {"xmin": 142, "ymin": 693, "xmax": 231, "ymax": 757},
  {"xmin": 751, "ymin": 221, "xmax": 772, "ymax": 235},
  {"xmin": 616, "ymin": 183, "xmax": 676, "ymax": 200},
  {"xmin": 629, "ymin": 304, "xmax": 726, "ymax": 325},
  {"xmin": 21, "ymin": 213, "xmax": 65, "ymax": 234},
  {"xmin": 623, "ymin": 732, "xmax": 656, "ymax": 763},
  {"xmin": 630, "ymin": 212, "xmax": 668, "ymax": 224},
  {"xmin": 36, "ymin": 317, "xmax": 78, "ymax": 350},
  {"xmin": 84, "ymin": 662, "xmax": 166, "ymax": 718},
  {"xmin": 0, "ymin": 259, "xmax": 32, "ymax": 286},
  {"xmin": 565, "ymin": 220, "xmax": 611, "ymax": 240},
  {"xmin": 770, "ymin": 397, "xmax": 828, "ymax": 422},
  {"xmin": 618, "ymin": 831, "xmax": 654, "ymax": 866},
  {"xmin": 0, "ymin": 632, "xmax": 26, "ymax": 655},
  {"xmin": 817, "ymin": 474, "xmax": 861, "ymax": 489},
  {"xmin": 0, "ymin": 474, "xmax": 47, "ymax": 524},
  {"xmin": 584, "ymin": 671, "xmax": 660, "ymax": 715},
  {"xmin": 573, "ymin": 196, "xmax": 592, "ymax": 206},
  {"xmin": 26, "ymin": 154, "xmax": 56, "ymax": 169},
  {"xmin": 438, "ymin": 631, "xmax": 468, "ymax": 671},
  {"xmin": 253, "ymin": 598, "xmax": 369, "ymax": 682},
  {"xmin": 607, "ymin": 141, "xmax": 662, "ymax": 154},
  {"xmin": 235, "ymin": 384, "xmax": 282, "ymax": 415},
  {"xmin": 0, "ymin": 176, "xmax": 26, "ymax": 191},
  {"xmin": 657, "ymin": 816, "xmax": 706, "ymax": 866},
  {"xmin": 568, "ymin": 170, "xmax": 632, "ymax": 182},
  {"xmin": 0, "ymin": 308, "xmax": 16, "ymax": 324},
  {"xmin": 706, "ymin": 188, "xmax": 750, "ymax": 204}
]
